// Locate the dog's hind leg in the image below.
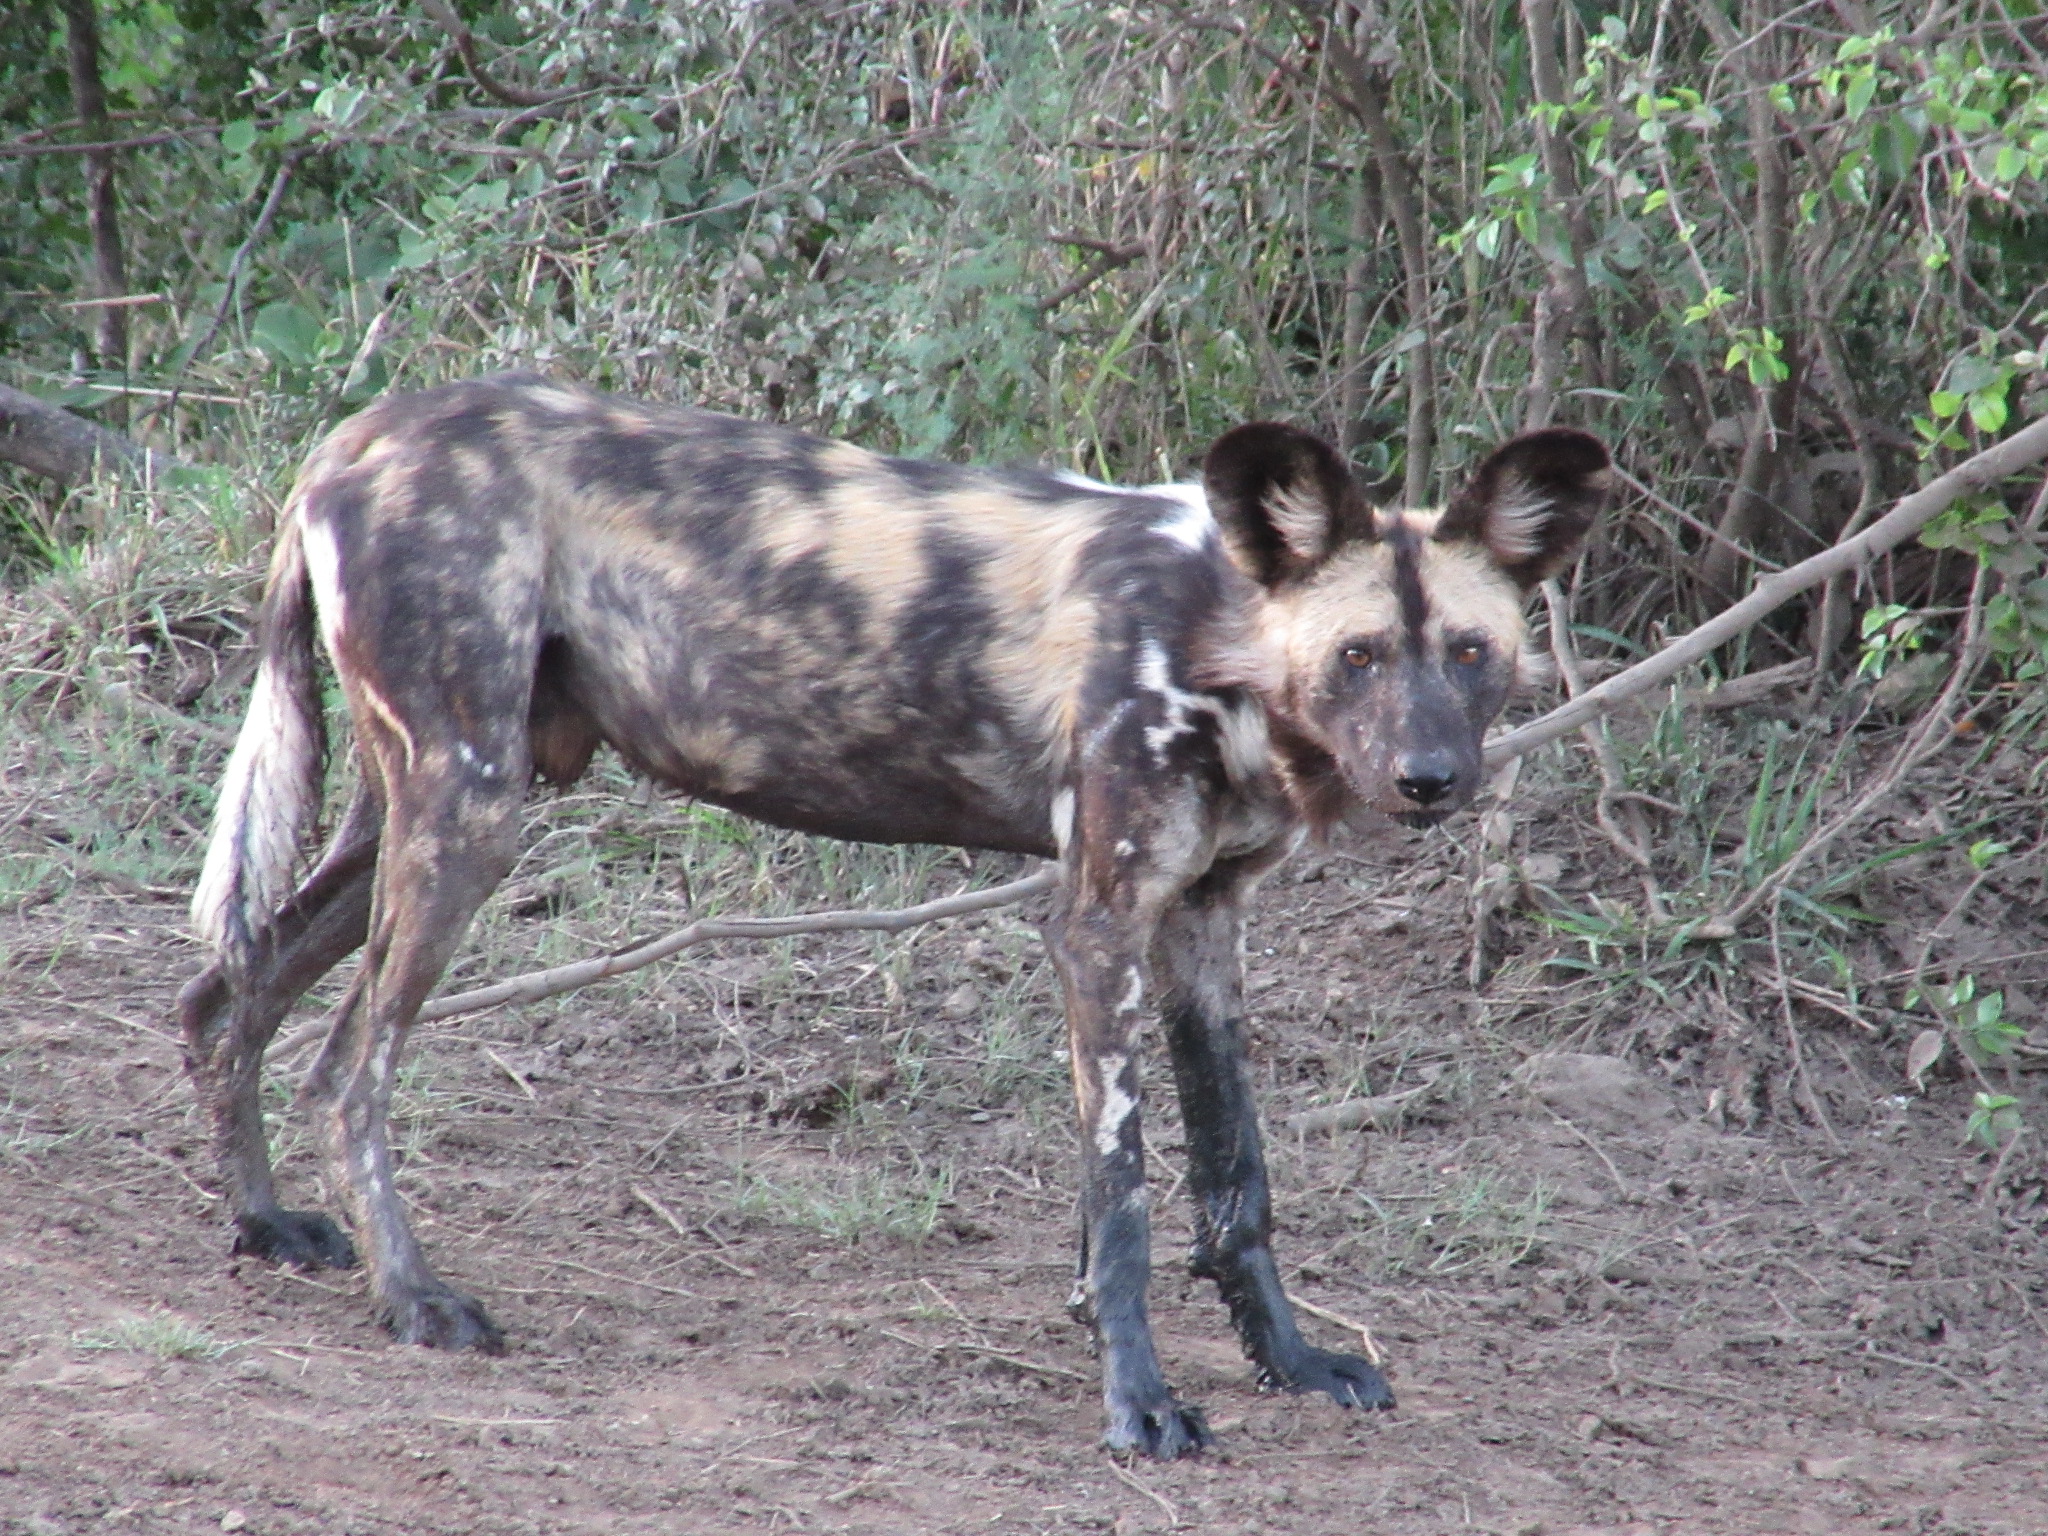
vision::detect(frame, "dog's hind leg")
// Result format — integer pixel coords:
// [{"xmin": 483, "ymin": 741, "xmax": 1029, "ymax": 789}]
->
[
  {"xmin": 300, "ymin": 716, "xmax": 528, "ymax": 1352},
  {"xmin": 177, "ymin": 782, "xmax": 382, "ymax": 1270},
  {"xmin": 1154, "ymin": 859, "xmax": 1393, "ymax": 1412}
]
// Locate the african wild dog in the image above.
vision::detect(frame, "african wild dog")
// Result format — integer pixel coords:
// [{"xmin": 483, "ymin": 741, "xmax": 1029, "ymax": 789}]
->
[{"xmin": 179, "ymin": 374, "xmax": 1606, "ymax": 1457}]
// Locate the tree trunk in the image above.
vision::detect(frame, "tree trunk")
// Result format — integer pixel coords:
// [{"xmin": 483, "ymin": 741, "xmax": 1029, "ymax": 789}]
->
[{"xmin": 62, "ymin": 0, "xmax": 131, "ymax": 428}]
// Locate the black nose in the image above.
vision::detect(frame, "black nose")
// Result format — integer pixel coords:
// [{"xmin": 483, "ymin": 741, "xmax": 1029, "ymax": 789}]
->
[{"xmin": 1395, "ymin": 755, "xmax": 1458, "ymax": 806}]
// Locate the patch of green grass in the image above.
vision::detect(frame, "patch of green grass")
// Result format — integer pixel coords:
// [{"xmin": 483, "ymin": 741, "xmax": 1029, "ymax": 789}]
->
[
  {"xmin": 74, "ymin": 1314, "xmax": 237, "ymax": 1362},
  {"xmin": 726, "ymin": 1158, "xmax": 955, "ymax": 1244},
  {"xmin": 0, "ymin": 1090, "xmax": 85, "ymax": 1160},
  {"xmin": 1349, "ymin": 1170, "xmax": 1554, "ymax": 1280}
]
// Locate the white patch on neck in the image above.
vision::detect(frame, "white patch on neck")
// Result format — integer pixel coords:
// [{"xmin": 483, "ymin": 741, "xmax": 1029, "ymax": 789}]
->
[
  {"xmin": 1137, "ymin": 634, "xmax": 1227, "ymax": 764},
  {"xmin": 1050, "ymin": 787, "xmax": 1077, "ymax": 855},
  {"xmin": 1051, "ymin": 470, "xmax": 1214, "ymax": 550},
  {"xmin": 1214, "ymin": 696, "xmax": 1273, "ymax": 785},
  {"xmin": 1117, "ymin": 966, "xmax": 1144, "ymax": 1015}
]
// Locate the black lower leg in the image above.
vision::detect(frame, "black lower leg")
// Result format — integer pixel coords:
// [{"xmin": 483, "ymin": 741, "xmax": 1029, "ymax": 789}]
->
[
  {"xmin": 1159, "ymin": 883, "xmax": 1392, "ymax": 1411},
  {"xmin": 1074, "ymin": 1106, "xmax": 1212, "ymax": 1458}
]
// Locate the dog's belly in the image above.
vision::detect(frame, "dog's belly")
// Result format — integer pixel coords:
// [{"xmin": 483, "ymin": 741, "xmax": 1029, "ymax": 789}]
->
[{"xmin": 566, "ymin": 642, "xmax": 1059, "ymax": 856}]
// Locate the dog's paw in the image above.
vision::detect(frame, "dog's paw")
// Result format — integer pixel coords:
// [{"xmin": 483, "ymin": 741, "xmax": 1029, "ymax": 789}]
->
[
  {"xmin": 377, "ymin": 1285, "xmax": 506, "ymax": 1354},
  {"xmin": 1263, "ymin": 1346, "xmax": 1395, "ymax": 1411},
  {"xmin": 1104, "ymin": 1390, "xmax": 1213, "ymax": 1459},
  {"xmin": 233, "ymin": 1209, "xmax": 358, "ymax": 1271}
]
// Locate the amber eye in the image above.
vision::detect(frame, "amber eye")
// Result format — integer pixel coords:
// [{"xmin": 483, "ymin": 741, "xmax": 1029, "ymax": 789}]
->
[
  {"xmin": 1342, "ymin": 643, "xmax": 1374, "ymax": 669},
  {"xmin": 1451, "ymin": 641, "xmax": 1486, "ymax": 666}
]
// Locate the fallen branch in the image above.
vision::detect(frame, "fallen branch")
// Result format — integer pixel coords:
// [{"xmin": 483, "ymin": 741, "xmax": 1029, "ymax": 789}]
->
[
  {"xmin": 413, "ymin": 867, "xmax": 1056, "ymax": 1024},
  {"xmin": 0, "ymin": 382, "xmax": 179, "ymax": 487},
  {"xmin": 1485, "ymin": 413, "xmax": 2048, "ymax": 769},
  {"xmin": 1285, "ymin": 1066, "xmax": 1443, "ymax": 1135}
]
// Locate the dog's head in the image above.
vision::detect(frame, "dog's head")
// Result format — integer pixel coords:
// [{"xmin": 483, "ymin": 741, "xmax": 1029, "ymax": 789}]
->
[{"xmin": 1203, "ymin": 423, "xmax": 1608, "ymax": 827}]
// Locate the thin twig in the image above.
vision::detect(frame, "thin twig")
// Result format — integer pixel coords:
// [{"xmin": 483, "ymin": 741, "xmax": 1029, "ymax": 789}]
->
[
  {"xmin": 1105, "ymin": 1457, "xmax": 1181, "ymax": 1528},
  {"xmin": 1544, "ymin": 581, "xmax": 1663, "ymax": 917},
  {"xmin": 1769, "ymin": 901, "xmax": 1841, "ymax": 1149},
  {"xmin": 1283, "ymin": 1291, "xmax": 1385, "ymax": 1366},
  {"xmin": 1699, "ymin": 566, "xmax": 1992, "ymax": 936},
  {"xmin": 164, "ymin": 149, "xmax": 307, "ymax": 421}
]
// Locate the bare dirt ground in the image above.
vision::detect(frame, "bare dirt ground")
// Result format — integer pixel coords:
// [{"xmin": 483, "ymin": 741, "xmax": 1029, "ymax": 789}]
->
[{"xmin": 6, "ymin": 794, "xmax": 2048, "ymax": 1536}]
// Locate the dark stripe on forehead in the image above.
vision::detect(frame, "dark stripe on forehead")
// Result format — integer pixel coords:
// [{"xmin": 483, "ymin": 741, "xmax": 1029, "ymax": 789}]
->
[{"xmin": 1387, "ymin": 517, "xmax": 1430, "ymax": 638}]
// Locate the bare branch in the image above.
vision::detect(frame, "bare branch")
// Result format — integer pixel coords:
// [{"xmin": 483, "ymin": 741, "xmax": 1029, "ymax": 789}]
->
[
  {"xmin": 1304, "ymin": 3, "xmax": 1437, "ymax": 501},
  {"xmin": 0, "ymin": 124, "xmax": 219, "ymax": 157},
  {"xmin": 412, "ymin": 867, "xmax": 1057, "ymax": 1025},
  {"xmin": 1485, "ymin": 413, "xmax": 2048, "ymax": 769},
  {"xmin": 163, "ymin": 149, "xmax": 306, "ymax": 422},
  {"xmin": 418, "ymin": 0, "xmax": 582, "ymax": 110},
  {"xmin": 1038, "ymin": 237, "xmax": 1148, "ymax": 315}
]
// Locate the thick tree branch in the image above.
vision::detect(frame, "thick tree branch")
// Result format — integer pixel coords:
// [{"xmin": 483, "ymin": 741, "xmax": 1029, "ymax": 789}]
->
[
  {"xmin": 0, "ymin": 383, "xmax": 179, "ymax": 486},
  {"xmin": 1485, "ymin": 414, "xmax": 2048, "ymax": 769},
  {"xmin": 1307, "ymin": 4, "xmax": 1437, "ymax": 502}
]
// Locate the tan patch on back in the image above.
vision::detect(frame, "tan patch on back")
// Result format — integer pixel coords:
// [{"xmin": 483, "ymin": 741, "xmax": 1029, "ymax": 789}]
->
[{"xmin": 977, "ymin": 506, "xmax": 1103, "ymax": 763}]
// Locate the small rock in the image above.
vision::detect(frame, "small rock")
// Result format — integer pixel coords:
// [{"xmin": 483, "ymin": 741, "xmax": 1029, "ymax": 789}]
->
[
  {"xmin": 220, "ymin": 1512, "xmax": 248, "ymax": 1533},
  {"xmin": 1799, "ymin": 1453, "xmax": 1858, "ymax": 1481}
]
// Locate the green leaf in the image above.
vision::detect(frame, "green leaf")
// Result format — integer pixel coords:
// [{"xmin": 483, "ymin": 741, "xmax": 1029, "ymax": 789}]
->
[
  {"xmin": 1948, "ymin": 354, "xmax": 2000, "ymax": 393},
  {"xmin": 1845, "ymin": 69, "xmax": 1878, "ymax": 118},
  {"xmin": 1969, "ymin": 386, "xmax": 2010, "ymax": 435},
  {"xmin": 220, "ymin": 119, "xmax": 257, "ymax": 157},
  {"xmin": 251, "ymin": 302, "xmax": 322, "ymax": 367}
]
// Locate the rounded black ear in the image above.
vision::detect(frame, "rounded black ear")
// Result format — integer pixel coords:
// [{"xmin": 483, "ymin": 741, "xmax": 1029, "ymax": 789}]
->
[
  {"xmin": 1201, "ymin": 422, "xmax": 1375, "ymax": 588},
  {"xmin": 1435, "ymin": 428, "xmax": 1610, "ymax": 588}
]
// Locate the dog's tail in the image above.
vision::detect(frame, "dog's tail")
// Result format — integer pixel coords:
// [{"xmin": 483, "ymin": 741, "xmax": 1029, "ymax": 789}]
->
[{"xmin": 190, "ymin": 511, "xmax": 328, "ymax": 969}]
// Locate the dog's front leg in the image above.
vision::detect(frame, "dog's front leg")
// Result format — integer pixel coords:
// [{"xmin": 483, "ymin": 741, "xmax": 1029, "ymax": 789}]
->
[
  {"xmin": 1156, "ymin": 861, "xmax": 1394, "ymax": 1412},
  {"xmin": 1045, "ymin": 862, "xmax": 1211, "ymax": 1459}
]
